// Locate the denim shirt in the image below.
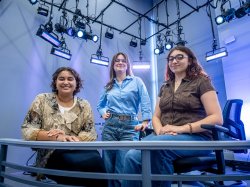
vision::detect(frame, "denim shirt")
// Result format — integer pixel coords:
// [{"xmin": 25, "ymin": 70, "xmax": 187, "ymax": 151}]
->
[{"xmin": 97, "ymin": 76, "xmax": 152, "ymax": 121}]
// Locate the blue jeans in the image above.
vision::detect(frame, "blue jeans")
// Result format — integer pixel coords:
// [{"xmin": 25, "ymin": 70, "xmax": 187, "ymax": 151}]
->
[
  {"xmin": 122, "ymin": 133, "xmax": 211, "ymax": 187},
  {"xmin": 102, "ymin": 115, "xmax": 139, "ymax": 187}
]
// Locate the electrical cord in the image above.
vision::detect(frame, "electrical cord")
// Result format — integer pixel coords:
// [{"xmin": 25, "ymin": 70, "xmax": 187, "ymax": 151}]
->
[{"xmin": 22, "ymin": 150, "xmax": 37, "ymax": 176}]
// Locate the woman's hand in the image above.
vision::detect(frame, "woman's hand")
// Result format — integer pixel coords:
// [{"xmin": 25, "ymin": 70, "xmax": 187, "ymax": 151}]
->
[
  {"xmin": 102, "ymin": 112, "xmax": 111, "ymax": 119},
  {"xmin": 134, "ymin": 121, "xmax": 149, "ymax": 131},
  {"xmin": 56, "ymin": 134, "xmax": 80, "ymax": 142},
  {"xmin": 159, "ymin": 124, "xmax": 185, "ymax": 135},
  {"xmin": 47, "ymin": 129, "xmax": 65, "ymax": 138}
]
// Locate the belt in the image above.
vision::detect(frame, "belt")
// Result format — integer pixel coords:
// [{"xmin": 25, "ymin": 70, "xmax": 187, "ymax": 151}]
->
[{"xmin": 110, "ymin": 113, "xmax": 137, "ymax": 121}]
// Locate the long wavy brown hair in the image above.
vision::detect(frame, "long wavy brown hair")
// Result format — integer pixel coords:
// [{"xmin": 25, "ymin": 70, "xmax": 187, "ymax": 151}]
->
[
  {"xmin": 51, "ymin": 67, "xmax": 83, "ymax": 96},
  {"xmin": 105, "ymin": 52, "xmax": 133, "ymax": 91},
  {"xmin": 165, "ymin": 46, "xmax": 208, "ymax": 81}
]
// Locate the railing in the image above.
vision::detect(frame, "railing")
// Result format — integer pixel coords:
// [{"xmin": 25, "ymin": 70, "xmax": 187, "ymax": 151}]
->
[{"xmin": 0, "ymin": 138, "xmax": 250, "ymax": 187}]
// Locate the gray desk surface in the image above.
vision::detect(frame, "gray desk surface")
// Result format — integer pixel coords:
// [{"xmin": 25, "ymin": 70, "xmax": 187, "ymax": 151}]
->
[{"xmin": 0, "ymin": 138, "xmax": 250, "ymax": 150}]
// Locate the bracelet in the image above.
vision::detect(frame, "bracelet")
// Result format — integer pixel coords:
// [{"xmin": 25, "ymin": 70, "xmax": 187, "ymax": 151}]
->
[{"xmin": 187, "ymin": 123, "xmax": 193, "ymax": 134}]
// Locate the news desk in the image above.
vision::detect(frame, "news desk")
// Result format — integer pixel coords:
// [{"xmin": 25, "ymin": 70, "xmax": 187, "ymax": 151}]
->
[{"xmin": 0, "ymin": 138, "xmax": 250, "ymax": 187}]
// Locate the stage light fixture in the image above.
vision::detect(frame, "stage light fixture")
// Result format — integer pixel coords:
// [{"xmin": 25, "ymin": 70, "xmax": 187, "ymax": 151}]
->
[
  {"xmin": 154, "ymin": 45, "xmax": 164, "ymax": 55},
  {"xmin": 105, "ymin": 28, "xmax": 114, "ymax": 39},
  {"xmin": 235, "ymin": 2, "xmax": 250, "ymax": 18},
  {"xmin": 75, "ymin": 20, "xmax": 86, "ymax": 30},
  {"xmin": 66, "ymin": 27, "xmax": 76, "ymax": 37},
  {"xmin": 215, "ymin": 8, "xmax": 235, "ymax": 25},
  {"xmin": 37, "ymin": 4, "xmax": 49, "ymax": 17},
  {"xmin": 129, "ymin": 38, "xmax": 137, "ymax": 47},
  {"xmin": 132, "ymin": 63, "xmax": 150, "ymax": 70},
  {"xmin": 54, "ymin": 23, "xmax": 67, "ymax": 34},
  {"xmin": 79, "ymin": 31, "xmax": 99, "ymax": 42},
  {"xmin": 90, "ymin": 54, "xmax": 109, "ymax": 66},
  {"xmin": 224, "ymin": 8, "xmax": 236, "ymax": 22},
  {"xmin": 51, "ymin": 46, "xmax": 72, "ymax": 60},
  {"xmin": 140, "ymin": 40, "xmax": 146, "ymax": 46},
  {"xmin": 92, "ymin": 34, "xmax": 99, "ymax": 42},
  {"xmin": 165, "ymin": 40, "xmax": 174, "ymax": 50},
  {"xmin": 36, "ymin": 24, "xmax": 62, "ymax": 47},
  {"xmin": 76, "ymin": 29, "xmax": 84, "ymax": 38},
  {"xmin": 29, "ymin": 0, "xmax": 38, "ymax": 5},
  {"xmin": 206, "ymin": 47, "xmax": 228, "ymax": 62},
  {"xmin": 215, "ymin": 15, "xmax": 225, "ymax": 25}
]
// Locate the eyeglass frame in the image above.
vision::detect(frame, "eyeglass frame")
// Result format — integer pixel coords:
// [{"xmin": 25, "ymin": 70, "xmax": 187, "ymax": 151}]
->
[
  {"xmin": 114, "ymin": 58, "xmax": 127, "ymax": 63},
  {"xmin": 167, "ymin": 54, "xmax": 189, "ymax": 63}
]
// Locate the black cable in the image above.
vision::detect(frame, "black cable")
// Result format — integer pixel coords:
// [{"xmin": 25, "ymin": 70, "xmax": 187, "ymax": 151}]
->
[{"xmin": 23, "ymin": 150, "xmax": 37, "ymax": 176}]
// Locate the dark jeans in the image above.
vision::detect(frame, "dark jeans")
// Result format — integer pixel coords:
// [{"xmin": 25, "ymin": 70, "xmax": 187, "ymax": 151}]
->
[{"xmin": 45, "ymin": 149, "xmax": 108, "ymax": 187}]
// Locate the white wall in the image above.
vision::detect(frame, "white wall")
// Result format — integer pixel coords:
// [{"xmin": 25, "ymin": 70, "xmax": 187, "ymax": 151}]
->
[
  {"xmin": 216, "ymin": 1, "xmax": 250, "ymax": 139},
  {"xmin": 0, "ymin": 0, "xmax": 154, "ymax": 163}
]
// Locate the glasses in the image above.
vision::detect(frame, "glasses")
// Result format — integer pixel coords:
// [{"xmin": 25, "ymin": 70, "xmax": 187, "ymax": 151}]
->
[
  {"xmin": 167, "ymin": 54, "xmax": 189, "ymax": 63},
  {"xmin": 115, "ymin": 59, "xmax": 127, "ymax": 63}
]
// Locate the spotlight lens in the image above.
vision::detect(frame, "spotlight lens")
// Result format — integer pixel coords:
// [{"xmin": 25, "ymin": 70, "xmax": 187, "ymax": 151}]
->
[
  {"xmin": 92, "ymin": 35, "xmax": 99, "ymax": 42},
  {"xmin": 67, "ymin": 27, "xmax": 75, "ymax": 36},
  {"xmin": 77, "ymin": 30, "xmax": 84, "ymax": 38},
  {"xmin": 165, "ymin": 43, "xmax": 172, "ymax": 50},
  {"xmin": 215, "ymin": 16, "xmax": 224, "ymax": 25},
  {"xmin": 154, "ymin": 48, "xmax": 160, "ymax": 55},
  {"xmin": 30, "ymin": 0, "xmax": 38, "ymax": 4}
]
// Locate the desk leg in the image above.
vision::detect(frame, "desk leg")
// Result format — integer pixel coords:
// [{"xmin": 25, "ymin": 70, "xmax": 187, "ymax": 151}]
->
[
  {"xmin": 0, "ymin": 145, "xmax": 7, "ymax": 183},
  {"xmin": 142, "ymin": 150, "xmax": 151, "ymax": 187}
]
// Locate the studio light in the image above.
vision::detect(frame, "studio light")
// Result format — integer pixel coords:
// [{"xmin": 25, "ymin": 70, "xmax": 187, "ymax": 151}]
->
[
  {"xmin": 75, "ymin": 20, "xmax": 86, "ymax": 30},
  {"xmin": 66, "ymin": 27, "xmax": 76, "ymax": 37},
  {"xmin": 76, "ymin": 29, "xmax": 84, "ymax": 38},
  {"xmin": 235, "ymin": 2, "xmax": 250, "ymax": 18},
  {"xmin": 140, "ymin": 40, "xmax": 146, "ymax": 46},
  {"xmin": 78, "ymin": 31, "xmax": 99, "ymax": 42},
  {"xmin": 105, "ymin": 28, "xmax": 114, "ymax": 39},
  {"xmin": 224, "ymin": 8, "xmax": 235, "ymax": 22},
  {"xmin": 36, "ymin": 24, "xmax": 62, "ymax": 47},
  {"xmin": 165, "ymin": 40, "xmax": 174, "ymax": 50},
  {"xmin": 90, "ymin": 54, "xmax": 109, "ymax": 66},
  {"xmin": 176, "ymin": 39, "xmax": 186, "ymax": 46},
  {"xmin": 37, "ymin": 4, "xmax": 49, "ymax": 17},
  {"xmin": 215, "ymin": 15, "xmax": 225, "ymax": 25},
  {"xmin": 215, "ymin": 8, "xmax": 235, "ymax": 25},
  {"xmin": 92, "ymin": 34, "xmax": 99, "ymax": 42},
  {"xmin": 132, "ymin": 63, "xmax": 150, "ymax": 70},
  {"xmin": 154, "ymin": 45, "xmax": 164, "ymax": 55},
  {"xmin": 129, "ymin": 38, "xmax": 137, "ymax": 47},
  {"xmin": 51, "ymin": 46, "xmax": 72, "ymax": 60},
  {"xmin": 29, "ymin": 0, "xmax": 38, "ymax": 5},
  {"xmin": 206, "ymin": 47, "xmax": 228, "ymax": 62},
  {"xmin": 55, "ymin": 23, "xmax": 67, "ymax": 34}
]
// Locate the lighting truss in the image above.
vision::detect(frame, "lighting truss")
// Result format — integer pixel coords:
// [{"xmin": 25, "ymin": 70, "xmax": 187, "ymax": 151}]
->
[
  {"xmin": 36, "ymin": 24, "xmax": 62, "ymax": 47},
  {"xmin": 51, "ymin": 46, "xmax": 72, "ymax": 60},
  {"xmin": 90, "ymin": 54, "xmax": 109, "ymax": 66},
  {"xmin": 206, "ymin": 47, "xmax": 228, "ymax": 62}
]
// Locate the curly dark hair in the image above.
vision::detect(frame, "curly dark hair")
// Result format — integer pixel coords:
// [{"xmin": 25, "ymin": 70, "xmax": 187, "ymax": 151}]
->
[
  {"xmin": 50, "ymin": 67, "xmax": 83, "ymax": 96},
  {"xmin": 165, "ymin": 46, "xmax": 208, "ymax": 81}
]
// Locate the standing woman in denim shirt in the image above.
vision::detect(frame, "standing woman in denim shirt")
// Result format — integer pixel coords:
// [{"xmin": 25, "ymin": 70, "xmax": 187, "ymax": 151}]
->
[{"xmin": 97, "ymin": 52, "xmax": 152, "ymax": 187}]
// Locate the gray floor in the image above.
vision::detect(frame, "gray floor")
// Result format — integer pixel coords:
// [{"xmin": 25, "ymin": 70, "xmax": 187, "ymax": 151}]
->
[{"xmin": 1, "ymin": 167, "xmax": 250, "ymax": 187}]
